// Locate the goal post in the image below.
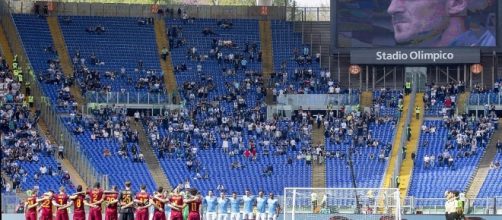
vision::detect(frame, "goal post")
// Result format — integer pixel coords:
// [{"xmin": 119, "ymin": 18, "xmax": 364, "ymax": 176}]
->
[{"xmin": 283, "ymin": 188, "xmax": 401, "ymax": 220}]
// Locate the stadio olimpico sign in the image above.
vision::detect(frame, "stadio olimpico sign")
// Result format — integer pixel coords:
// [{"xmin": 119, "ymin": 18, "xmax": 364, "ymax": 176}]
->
[{"xmin": 350, "ymin": 48, "xmax": 480, "ymax": 64}]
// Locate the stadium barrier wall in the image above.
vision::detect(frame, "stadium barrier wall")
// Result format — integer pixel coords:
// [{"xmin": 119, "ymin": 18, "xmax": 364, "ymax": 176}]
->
[
  {"xmin": 3, "ymin": 0, "xmax": 331, "ymax": 21},
  {"xmin": 276, "ymin": 93, "xmax": 359, "ymax": 110},
  {"xmin": 4, "ymin": 0, "xmax": 290, "ymax": 20},
  {"xmin": 0, "ymin": 0, "xmax": 109, "ymax": 189}
]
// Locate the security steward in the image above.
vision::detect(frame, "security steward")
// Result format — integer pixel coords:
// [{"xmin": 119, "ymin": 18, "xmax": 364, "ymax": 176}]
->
[
  {"xmin": 454, "ymin": 191, "xmax": 464, "ymax": 220},
  {"xmin": 444, "ymin": 191, "xmax": 457, "ymax": 220},
  {"xmin": 405, "ymin": 81, "xmax": 411, "ymax": 95},
  {"xmin": 415, "ymin": 106, "xmax": 421, "ymax": 119}
]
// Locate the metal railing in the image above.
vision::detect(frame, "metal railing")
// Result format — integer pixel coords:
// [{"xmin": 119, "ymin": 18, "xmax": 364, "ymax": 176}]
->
[
  {"xmin": 468, "ymin": 93, "xmax": 502, "ymax": 105},
  {"xmin": 1, "ymin": 0, "xmax": 108, "ymax": 190},
  {"xmin": 85, "ymin": 91, "xmax": 173, "ymax": 105},
  {"xmin": 39, "ymin": 96, "xmax": 109, "ymax": 188},
  {"xmin": 403, "ymin": 197, "xmax": 501, "ymax": 215},
  {"xmin": 390, "ymin": 85, "xmax": 417, "ymax": 189},
  {"xmin": 276, "ymin": 93, "xmax": 360, "ymax": 110}
]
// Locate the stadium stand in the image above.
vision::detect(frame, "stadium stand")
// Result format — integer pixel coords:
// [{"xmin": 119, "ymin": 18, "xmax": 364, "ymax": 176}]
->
[
  {"xmin": 58, "ymin": 16, "xmax": 167, "ymax": 103},
  {"xmin": 477, "ymin": 152, "xmax": 502, "ymax": 198},
  {"xmin": 408, "ymin": 116, "xmax": 497, "ymax": 205},
  {"xmin": 3, "ymin": 6, "xmax": 501, "ymax": 218},
  {"xmin": 372, "ymin": 89, "xmax": 402, "ymax": 117},
  {"xmin": 61, "ymin": 107, "xmax": 157, "ymax": 192},
  {"xmin": 270, "ymin": 20, "xmax": 325, "ymax": 94},
  {"xmin": 1, "ymin": 52, "xmax": 74, "ymax": 194},
  {"xmin": 325, "ymin": 109, "xmax": 397, "ymax": 188},
  {"xmin": 13, "ymin": 14, "xmax": 78, "ymax": 113},
  {"xmin": 423, "ymin": 83, "xmax": 462, "ymax": 117}
]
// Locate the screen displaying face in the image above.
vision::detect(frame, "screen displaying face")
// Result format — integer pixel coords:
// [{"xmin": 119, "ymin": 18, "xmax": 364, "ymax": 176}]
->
[{"xmin": 336, "ymin": 0, "xmax": 497, "ymax": 47}]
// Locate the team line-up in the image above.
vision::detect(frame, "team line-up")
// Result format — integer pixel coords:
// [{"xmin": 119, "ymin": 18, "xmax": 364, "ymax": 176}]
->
[{"xmin": 23, "ymin": 181, "xmax": 281, "ymax": 220}]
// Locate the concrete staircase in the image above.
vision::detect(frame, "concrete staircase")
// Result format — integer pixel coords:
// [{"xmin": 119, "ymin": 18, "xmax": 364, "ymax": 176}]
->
[
  {"xmin": 1, "ymin": 14, "xmax": 31, "ymax": 98},
  {"xmin": 465, "ymin": 119, "xmax": 502, "ymax": 199},
  {"xmin": 398, "ymin": 93, "xmax": 425, "ymax": 197},
  {"xmin": 1, "ymin": 15, "xmax": 26, "ymax": 67},
  {"xmin": 311, "ymin": 125, "xmax": 326, "ymax": 213},
  {"xmin": 0, "ymin": 24, "xmax": 14, "ymax": 66},
  {"xmin": 37, "ymin": 118, "xmax": 88, "ymax": 189},
  {"xmin": 259, "ymin": 20, "xmax": 274, "ymax": 104},
  {"xmin": 46, "ymin": 16, "xmax": 85, "ymax": 107},
  {"xmin": 129, "ymin": 119, "xmax": 172, "ymax": 190},
  {"xmin": 456, "ymin": 92, "xmax": 470, "ymax": 115},
  {"xmin": 154, "ymin": 17, "xmax": 177, "ymax": 95},
  {"xmin": 311, "ymin": 126, "xmax": 326, "ymax": 188},
  {"xmin": 381, "ymin": 95, "xmax": 412, "ymax": 190}
]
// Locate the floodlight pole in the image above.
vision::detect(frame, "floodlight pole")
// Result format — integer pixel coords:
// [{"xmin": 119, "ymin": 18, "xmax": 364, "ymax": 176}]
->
[{"xmin": 348, "ymin": 148, "xmax": 361, "ymax": 214}]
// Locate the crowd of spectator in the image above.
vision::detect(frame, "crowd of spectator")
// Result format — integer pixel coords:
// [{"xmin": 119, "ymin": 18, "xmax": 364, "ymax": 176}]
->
[
  {"xmin": 72, "ymin": 49, "xmax": 165, "ymax": 95},
  {"xmin": 66, "ymin": 105, "xmax": 145, "ymax": 163},
  {"xmin": 423, "ymin": 82, "xmax": 464, "ymax": 116},
  {"xmin": 36, "ymin": 49, "xmax": 78, "ymax": 112},
  {"xmin": 419, "ymin": 113, "xmax": 498, "ymax": 170},
  {"xmin": 1, "ymin": 77, "xmax": 72, "ymax": 193},
  {"xmin": 373, "ymin": 88, "xmax": 403, "ymax": 116},
  {"xmin": 0, "ymin": 55, "xmax": 24, "ymax": 105},
  {"xmin": 142, "ymin": 97, "xmax": 317, "ymax": 181},
  {"xmin": 323, "ymin": 108, "xmax": 397, "ymax": 163}
]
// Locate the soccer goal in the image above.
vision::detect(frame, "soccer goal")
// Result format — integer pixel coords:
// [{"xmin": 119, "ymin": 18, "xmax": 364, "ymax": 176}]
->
[{"xmin": 282, "ymin": 188, "xmax": 401, "ymax": 220}]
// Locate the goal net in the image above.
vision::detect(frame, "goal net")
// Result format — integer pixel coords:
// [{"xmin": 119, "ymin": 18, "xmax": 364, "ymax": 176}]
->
[{"xmin": 282, "ymin": 188, "xmax": 401, "ymax": 220}]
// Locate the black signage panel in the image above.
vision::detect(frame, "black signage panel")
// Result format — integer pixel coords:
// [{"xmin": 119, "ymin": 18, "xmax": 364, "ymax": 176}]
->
[{"xmin": 350, "ymin": 48, "xmax": 480, "ymax": 64}]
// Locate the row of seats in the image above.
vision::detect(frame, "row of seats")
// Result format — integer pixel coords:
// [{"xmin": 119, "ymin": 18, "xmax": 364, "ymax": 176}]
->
[{"xmin": 408, "ymin": 119, "xmax": 494, "ymax": 200}]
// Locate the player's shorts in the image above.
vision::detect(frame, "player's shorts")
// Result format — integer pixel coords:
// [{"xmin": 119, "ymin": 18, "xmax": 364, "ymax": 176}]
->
[
  {"xmin": 153, "ymin": 211, "xmax": 167, "ymax": 220},
  {"xmin": 256, "ymin": 213, "xmax": 267, "ymax": 220},
  {"xmin": 56, "ymin": 211, "xmax": 69, "ymax": 220},
  {"xmin": 40, "ymin": 209, "xmax": 53, "ymax": 220},
  {"xmin": 170, "ymin": 211, "xmax": 183, "ymax": 220},
  {"xmin": 230, "ymin": 212, "xmax": 240, "ymax": 220},
  {"xmin": 217, "ymin": 213, "xmax": 228, "ymax": 220},
  {"xmin": 73, "ymin": 210, "xmax": 86, "ymax": 220},
  {"xmin": 135, "ymin": 209, "xmax": 149, "ymax": 220},
  {"xmin": 25, "ymin": 211, "xmax": 37, "ymax": 220},
  {"xmin": 188, "ymin": 212, "xmax": 201, "ymax": 220},
  {"xmin": 119, "ymin": 212, "xmax": 134, "ymax": 220},
  {"xmin": 25, "ymin": 212, "xmax": 37, "ymax": 220},
  {"xmin": 105, "ymin": 209, "xmax": 118, "ymax": 220},
  {"xmin": 89, "ymin": 208, "xmax": 103, "ymax": 220},
  {"xmin": 205, "ymin": 212, "xmax": 217, "ymax": 220},
  {"xmin": 242, "ymin": 212, "xmax": 254, "ymax": 219},
  {"xmin": 267, "ymin": 213, "xmax": 277, "ymax": 220}
]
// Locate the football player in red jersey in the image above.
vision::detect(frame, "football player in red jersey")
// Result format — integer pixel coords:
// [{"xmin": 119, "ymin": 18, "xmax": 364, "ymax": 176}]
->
[
  {"xmin": 184, "ymin": 188, "xmax": 203, "ymax": 220},
  {"xmin": 39, "ymin": 191, "xmax": 54, "ymax": 220},
  {"xmin": 150, "ymin": 186, "xmax": 167, "ymax": 220},
  {"xmin": 168, "ymin": 186, "xmax": 184, "ymax": 220},
  {"xmin": 104, "ymin": 186, "xmax": 119, "ymax": 220},
  {"xmin": 69, "ymin": 185, "xmax": 88, "ymax": 220},
  {"xmin": 87, "ymin": 182, "xmax": 104, "ymax": 220},
  {"xmin": 134, "ymin": 184, "xmax": 151, "ymax": 220},
  {"xmin": 24, "ymin": 189, "xmax": 40, "ymax": 220},
  {"xmin": 52, "ymin": 187, "xmax": 72, "ymax": 220}
]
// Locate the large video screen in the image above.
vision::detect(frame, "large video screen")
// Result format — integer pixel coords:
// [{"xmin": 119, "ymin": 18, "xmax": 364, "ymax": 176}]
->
[{"xmin": 336, "ymin": 0, "xmax": 497, "ymax": 48}]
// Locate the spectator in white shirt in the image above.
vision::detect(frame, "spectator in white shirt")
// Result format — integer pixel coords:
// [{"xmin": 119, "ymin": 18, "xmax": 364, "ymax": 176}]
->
[
  {"xmin": 424, "ymin": 155, "xmax": 430, "ymax": 169},
  {"xmin": 40, "ymin": 165, "xmax": 48, "ymax": 175}
]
